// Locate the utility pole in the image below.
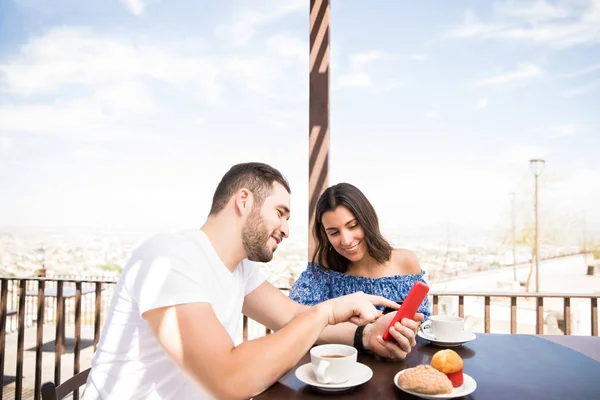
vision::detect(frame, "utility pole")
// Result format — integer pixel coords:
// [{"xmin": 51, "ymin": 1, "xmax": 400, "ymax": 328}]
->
[
  {"xmin": 583, "ymin": 211, "xmax": 587, "ymax": 265},
  {"xmin": 509, "ymin": 192, "xmax": 517, "ymax": 282},
  {"xmin": 530, "ymin": 159, "xmax": 545, "ymax": 292}
]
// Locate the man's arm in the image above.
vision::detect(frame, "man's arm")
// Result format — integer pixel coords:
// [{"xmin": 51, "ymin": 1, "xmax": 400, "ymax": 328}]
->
[
  {"xmin": 144, "ymin": 302, "xmax": 329, "ymax": 400},
  {"xmin": 145, "ymin": 290, "xmax": 396, "ymax": 400},
  {"xmin": 243, "ymin": 281, "xmax": 421, "ymax": 360}
]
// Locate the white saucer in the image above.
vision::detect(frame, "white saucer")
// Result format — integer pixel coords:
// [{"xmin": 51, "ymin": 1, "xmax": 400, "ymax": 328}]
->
[
  {"xmin": 417, "ymin": 329, "xmax": 476, "ymax": 347},
  {"xmin": 294, "ymin": 362, "xmax": 373, "ymax": 392},
  {"xmin": 394, "ymin": 369, "xmax": 477, "ymax": 399}
]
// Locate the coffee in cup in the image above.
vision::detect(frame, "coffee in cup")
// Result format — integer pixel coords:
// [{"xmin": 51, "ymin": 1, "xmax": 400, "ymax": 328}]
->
[{"xmin": 310, "ymin": 344, "xmax": 357, "ymax": 384}]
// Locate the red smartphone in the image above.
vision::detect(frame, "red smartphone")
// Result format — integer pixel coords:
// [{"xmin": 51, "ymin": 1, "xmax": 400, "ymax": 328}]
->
[{"xmin": 382, "ymin": 281, "xmax": 429, "ymax": 342}]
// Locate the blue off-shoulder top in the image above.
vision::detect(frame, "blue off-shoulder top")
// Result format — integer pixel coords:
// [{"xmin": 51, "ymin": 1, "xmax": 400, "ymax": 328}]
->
[{"xmin": 289, "ymin": 263, "xmax": 431, "ymax": 319}]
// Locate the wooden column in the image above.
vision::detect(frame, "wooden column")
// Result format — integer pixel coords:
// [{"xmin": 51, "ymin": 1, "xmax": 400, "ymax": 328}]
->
[{"xmin": 309, "ymin": 0, "xmax": 330, "ymax": 259}]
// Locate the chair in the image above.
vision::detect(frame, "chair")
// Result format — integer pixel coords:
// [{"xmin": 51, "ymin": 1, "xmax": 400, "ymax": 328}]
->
[{"xmin": 40, "ymin": 368, "xmax": 91, "ymax": 400}]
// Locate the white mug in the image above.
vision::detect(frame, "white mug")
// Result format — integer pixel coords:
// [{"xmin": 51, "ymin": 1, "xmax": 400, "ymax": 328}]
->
[
  {"xmin": 310, "ymin": 344, "xmax": 357, "ymax": 384},
  {"xmin": 420, "ymin": 315, "xmax": 465, "ymax": 341}
]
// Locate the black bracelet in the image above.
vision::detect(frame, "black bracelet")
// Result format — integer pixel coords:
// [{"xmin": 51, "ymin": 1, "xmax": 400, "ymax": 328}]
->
[{"xmin": 353, "ymin": 325, "xmax": 368, "ymax": 354}]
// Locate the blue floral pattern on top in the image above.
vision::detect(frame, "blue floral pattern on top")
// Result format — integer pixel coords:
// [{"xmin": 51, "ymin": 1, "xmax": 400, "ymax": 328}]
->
[{"xmin": 289, "ymin": 263, "xmax": 431, "ymax": 319}]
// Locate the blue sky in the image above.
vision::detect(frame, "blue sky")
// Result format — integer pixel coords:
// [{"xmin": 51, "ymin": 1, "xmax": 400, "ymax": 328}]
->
[{"xmin": 1, "ymin": 0, "xmax": 599, "ymax": 238}]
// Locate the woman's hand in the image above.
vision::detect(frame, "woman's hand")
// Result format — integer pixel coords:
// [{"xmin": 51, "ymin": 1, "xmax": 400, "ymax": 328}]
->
[{"xmin": 363, "ymin": 312, "xmax": 424, "ymax": 360}]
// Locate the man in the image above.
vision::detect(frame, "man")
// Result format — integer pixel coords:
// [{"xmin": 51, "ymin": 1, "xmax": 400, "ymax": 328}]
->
[{"xmin": 84, "ymin": 162, "xmax": 421, "ymax": 399}]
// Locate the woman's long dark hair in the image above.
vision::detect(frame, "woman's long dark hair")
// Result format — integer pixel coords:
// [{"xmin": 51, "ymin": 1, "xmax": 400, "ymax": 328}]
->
[{"xmin": 312, "ymin": 183, "xmax": 392, "ymax": 274}]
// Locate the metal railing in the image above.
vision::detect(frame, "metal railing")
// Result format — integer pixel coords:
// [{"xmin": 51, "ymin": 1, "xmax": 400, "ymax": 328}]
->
[
  {"xmin": 1, "ymin": 277, "xmax": 116, "ymax": 400},
  {"xmin": 1, "ymin": 276, "xmax": 599, "ymax": 400},
  {"xmin": 430, "ymin": 291, "xmax": 599, "ymax": 336}
]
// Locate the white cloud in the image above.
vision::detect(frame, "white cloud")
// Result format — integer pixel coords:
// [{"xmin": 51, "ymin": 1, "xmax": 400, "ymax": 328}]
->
[
  {"xmin": 562, "ymin": 79, "xmax": 600, "ymax": 96},
  {"xmin": 226, "ymin": 56, "xmax": 280, "ymax": 98},
  {"xmin": 266, "ymin": 33, "xmax": 307, "ymax": 62},
  {"xmin": 543, "ymin": 169, "xmax": 600, "ymax": 223},
  {"xmin": 120, "ymin": 0, "xmax": 147, "ymax": 16},
  {"xmin": 215, "ymin": 0, "xmax": 307, "ymax": 46},
  {"xmin": 0, "ymin": 136, "xmax": 12, "ymax": 157},
  {"xmin": 475, "ymin": 97, "xmax": 489, "ymax": 109},
  {"xmin": 535, "ymin": 123, "xmax": 598, "ymax": 138},
  {"xmin": 0, "ymin": 101, "xmax": 141, "ymax": 142},
  {"xmin": 556, "ymin": 62, "xmax": 600, "ymax": 79},
  {"xmin": 446, "ymin": 10, "xmax": 507, "ymax": 39},
  {"xmin": 547, "ymin": 124, "xmax": 581, "ymax": 137},
  {"xmin": 337, "ymin": 72, "xmax": 372, "ymax": 87},
  {"xmin": 348, "ymin": 50, "xmax": 396, "ymax": 71},
  {"xmin": 0, "ymin": 27, "xmax": 223, "ymax": 141},
  {"xmin": 0, "ymin": 27, "xmax": 221, "ymax": 101},
  {"xmin": 336, "ymin": 50, "xmax": 400, "ymax": 91},
  {"xmin": 0, "ymin": 26, "xmax": 306, "ymax": 141},
  {"xmin": 408, "ymin": 54, "xmax": 429, "ymax": 61},
  {"xmin": 423, "ymin": 111, "xmax": 440, "ymax": 120},
  {"xmin": 448, "ymin": 1, "xmax": 600, "ymax": 48},
  {"xmin": 508, "ymin": 145, "xmax": 548, "ymax": 164},
  {"xmin": 0, "ymin": 4, "xmax": 312, "ymax": 230},
  {"xmin": 474, "ymin": 63, "xmax": 543, "ymax": 86},
  {"xmin": 494, "ymin": 0, "xmax": 575, "ymax": 22}
]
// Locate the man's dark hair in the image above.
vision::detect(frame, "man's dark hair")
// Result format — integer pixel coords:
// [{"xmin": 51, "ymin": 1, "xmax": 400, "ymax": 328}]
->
[
  {"xmin": 312, "ymin": 183, "xmax": 392, "ymax": 273},
  {"xmin": 209, "ymin": 162, "xmax": 291, "ymax": 215}
]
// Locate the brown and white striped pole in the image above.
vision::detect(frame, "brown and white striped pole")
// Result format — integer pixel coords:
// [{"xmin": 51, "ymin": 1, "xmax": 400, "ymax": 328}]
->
[{"xmin": 309, "ymin": 0, "xmax": 330, "ymax": 259}]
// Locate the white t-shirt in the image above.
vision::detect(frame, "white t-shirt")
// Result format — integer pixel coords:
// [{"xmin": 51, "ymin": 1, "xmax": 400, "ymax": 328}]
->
[{"xmin": 83, "ymin": 230, "xmax": 266, "ymax": 400}]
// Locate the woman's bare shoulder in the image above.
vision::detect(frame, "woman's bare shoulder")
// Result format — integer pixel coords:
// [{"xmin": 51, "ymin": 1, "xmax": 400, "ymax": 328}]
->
[{"xmin": 391, "ymin": 248, "xmax": 421, "ymax": 275}]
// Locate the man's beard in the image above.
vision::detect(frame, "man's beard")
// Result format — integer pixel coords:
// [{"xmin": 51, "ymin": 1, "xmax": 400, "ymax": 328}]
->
[{"xmin": 242, "ymin": 207, "xmax": 275, "ymax": 262}]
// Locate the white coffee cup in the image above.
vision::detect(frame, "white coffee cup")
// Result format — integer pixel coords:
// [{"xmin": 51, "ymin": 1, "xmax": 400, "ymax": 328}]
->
[
  {"xmin": 419, "ymin": 315, "xmax": 465, "ymax": 341},
  {"xmin": 310, "ymin": 344, "xmax": 357, "ymax": 384}
]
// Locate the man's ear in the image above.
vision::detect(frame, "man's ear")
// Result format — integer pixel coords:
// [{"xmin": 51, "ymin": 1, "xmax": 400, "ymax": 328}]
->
[{"xmin": 234, "ymin": 188, "xmax": 253, "ymax": 216}]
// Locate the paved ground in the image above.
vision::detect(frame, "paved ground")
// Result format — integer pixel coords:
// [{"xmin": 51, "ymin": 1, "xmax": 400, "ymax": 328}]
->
[{"xmin": 2, "ymin": 324, "xmax": 95, "ymax": 399}]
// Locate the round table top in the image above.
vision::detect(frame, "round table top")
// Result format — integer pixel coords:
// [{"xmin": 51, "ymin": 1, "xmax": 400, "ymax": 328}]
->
[{"xmin": 256, "ymin": 333, "xmax": 600, "ymax": 400}]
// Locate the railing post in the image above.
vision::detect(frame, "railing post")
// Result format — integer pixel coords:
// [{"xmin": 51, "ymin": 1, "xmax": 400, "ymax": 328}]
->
[
  {"xmin": 510, "ymin": 297, "xmax": 517, "ymax": 334},
  {"xmin": 54, "ymin": 280, "xmax": 64, "ymax": 385},
  {"xmin": 484, "ymin": 296, "xmax": 490, "ymax": 333},
  {"xmin": 563, "ymin": 297, "xmax": 571, "ymax": 336},
  {"xmin": 592, "ymin": 298, "xmax": 598, "ymax": 336},
  {"xmin": 34, "ymin": 280, "xmax": 46, "ymax": 400},
  {"xmin": 74, "ymin": 282, "xmax": 82, "ymax": 400},
  {"xmin": 536, "ymin": 297, "xmax": 544, "ymax": 335},
  {"xmin": 0, "ymin": 278, "xmax": 9, "ymax": 400},
  {"xmin": 94, "ymin": 282, "xmax": 102, "ymax": 351},
  {"xmin": 15, "ymin": 279, "xmax": 27, "ymax": 400}
]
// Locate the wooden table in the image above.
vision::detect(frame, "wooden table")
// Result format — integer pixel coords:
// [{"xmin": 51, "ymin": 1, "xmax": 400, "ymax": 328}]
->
[{"xmin": 256, "ymin": 333, "xmax": 600, "ymax": 399}]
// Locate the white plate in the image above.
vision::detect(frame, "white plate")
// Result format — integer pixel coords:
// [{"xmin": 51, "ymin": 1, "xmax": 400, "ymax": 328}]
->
[
  {"xmin": 394, "ymin": 369, "xmax": 477, "ymax": 399},
  {"xmin": 294, "ymin": 362, "xmax": 373, "ymax": 392},
  {"xmin": 417, "ymin": 329, "xmax": 476, "ymax": 347}
]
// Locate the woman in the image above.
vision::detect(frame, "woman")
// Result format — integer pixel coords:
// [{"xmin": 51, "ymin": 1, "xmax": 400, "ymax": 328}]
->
[{"xmin": 290, "ymin": 183, "xmax": 431, "ymax": 319}]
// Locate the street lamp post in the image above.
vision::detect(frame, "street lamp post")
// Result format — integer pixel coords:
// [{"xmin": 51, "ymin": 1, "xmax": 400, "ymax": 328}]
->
[
  {"xmin": 530, "ymin": 159, "xmax": 545, "ymax": 292},
  {"xmin": 582, "ymin": 211, "xmax": 587, "ymax": 265},
  {"xmin": 509, "ymin": 192, "xmax": 517, "ymax": 282}
]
